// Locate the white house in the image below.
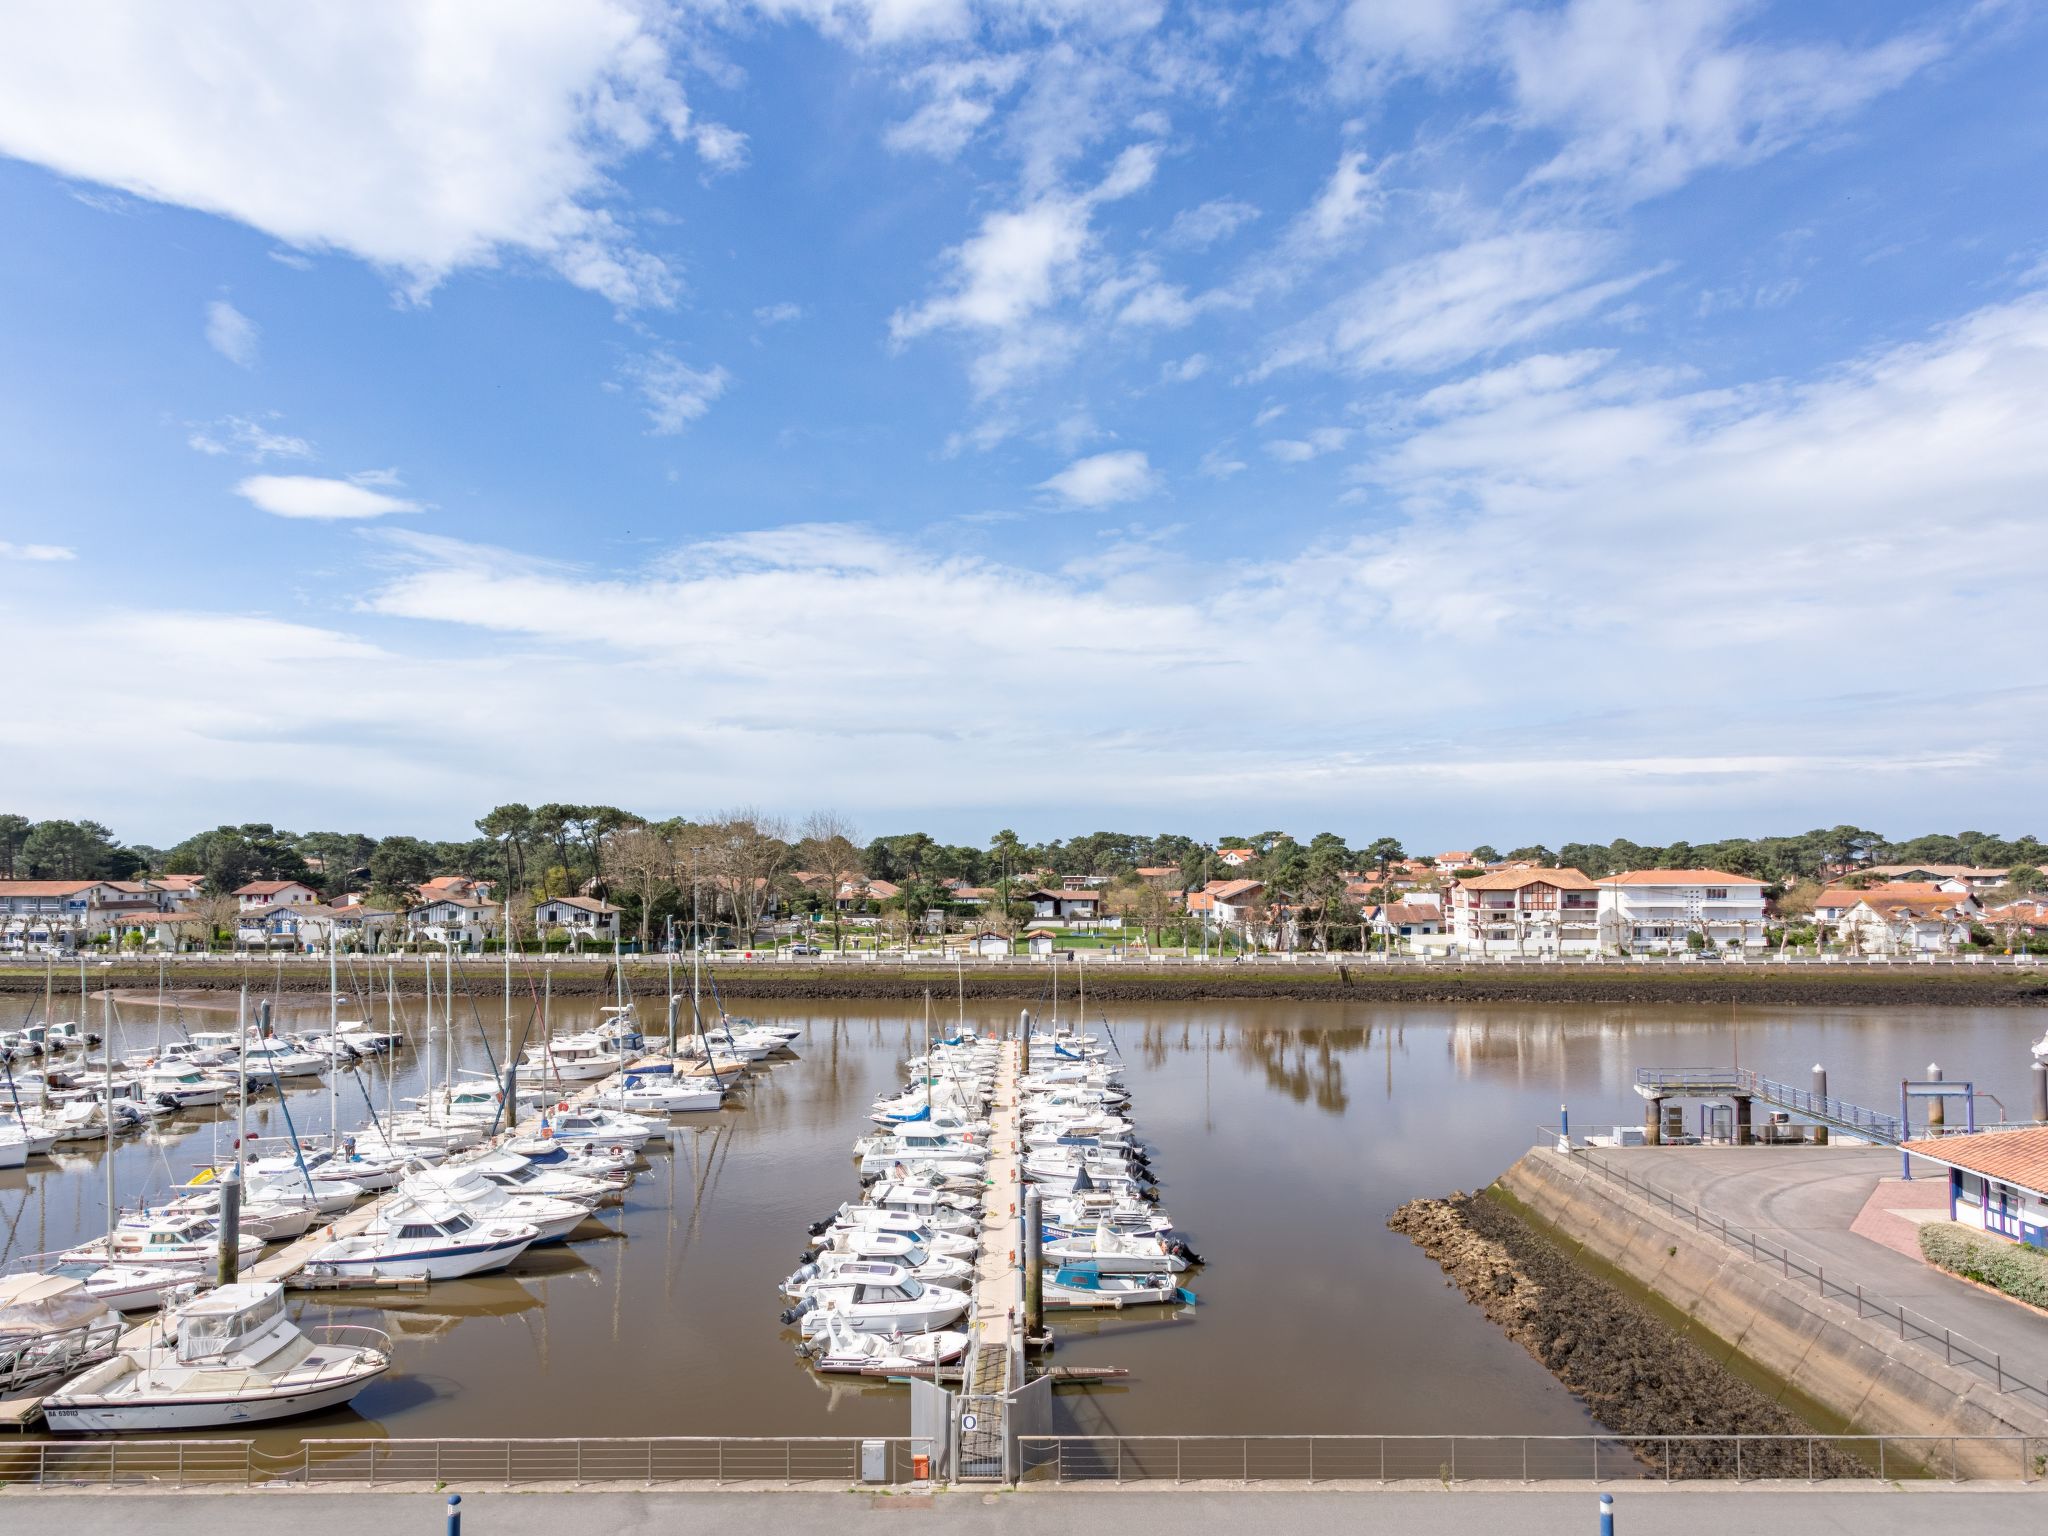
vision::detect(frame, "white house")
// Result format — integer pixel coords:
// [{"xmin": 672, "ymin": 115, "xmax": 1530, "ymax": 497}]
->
[
  {"xmin": 1024, "ymin": 888, "xmax": 1104, "ymax": 922},
  {"xmin": 1374, "ymin": 901, "xmax": 1450, "ymax": 953},
  {"xmin": 535, "ymin": 896, "xmax": 621, "ymax": 944},
  {"xmin": 408, "ymin": 897, "xmax": 497, "ymax": 951},
  {"xmin": 1835, "ymin": 893, "xmax": 1977, "ymax": 955},
  {"xmin": 233, "ymin": 880, "xmax": 318, "ymax": 911},
  {"xmin": 1023, "ymin": 928, "xmax": 1059, "ymax": 957},
  {"xmin": 1448, "ymin": 869, "xmax": 1600, "ymax": 956},
  {"xmin": 1595, "ymin": 870, "xmax": 1768, "ymax": 953},
  {"xmin": 0, "ymin": 880, "xmax": 133, "ymax": 951},
  {"xmin": 1216, "ymin": 848, "xmax": 1256, "ymax": 868}
]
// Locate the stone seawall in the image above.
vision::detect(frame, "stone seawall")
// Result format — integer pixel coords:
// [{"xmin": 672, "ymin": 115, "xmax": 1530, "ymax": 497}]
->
[
  {"xmin": 3, "ymin": 958, "xmax": 2042, "ymax": 1007},
  {"xmin": 1498, "ymin": 1147, "xmax": 2048, "ymax": 1475}
]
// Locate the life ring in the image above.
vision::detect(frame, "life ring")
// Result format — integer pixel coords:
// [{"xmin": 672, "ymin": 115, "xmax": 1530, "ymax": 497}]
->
[{"xmin": 609, "ymin": 1144, "xmax": 625, "ymax": 1157}]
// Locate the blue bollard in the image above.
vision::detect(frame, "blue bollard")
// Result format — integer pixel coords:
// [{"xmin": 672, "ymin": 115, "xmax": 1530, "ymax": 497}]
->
[
  {"xmin": 446, "ymin": 1493, "xmax": 462, "ymax": 1536},
  {"xmin": 1598, "ymin": 1492, "xmax": 1613, "ymax": 1536}
]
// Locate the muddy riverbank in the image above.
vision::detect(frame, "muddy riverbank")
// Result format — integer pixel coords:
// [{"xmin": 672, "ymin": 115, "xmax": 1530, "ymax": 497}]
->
[
  {"xmin": 2, "ymin": 958, "xmax": 2041, "ymax": 1007},
  {"xmin": 1389, "ymin": 1191, "xmax": 1864, "ymax": 1478}
]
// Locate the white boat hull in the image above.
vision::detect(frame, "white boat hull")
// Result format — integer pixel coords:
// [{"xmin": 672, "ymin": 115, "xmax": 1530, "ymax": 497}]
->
[{"xmin": 42, "ymin": 1365, "xmax": 384, "ymax": 1432}]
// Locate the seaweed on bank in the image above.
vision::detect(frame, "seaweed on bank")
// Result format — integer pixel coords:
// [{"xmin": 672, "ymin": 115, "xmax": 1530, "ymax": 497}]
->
[{"xmin": 1390, "ymin": 1191, "xmax": 1865, "ymax": 1479}]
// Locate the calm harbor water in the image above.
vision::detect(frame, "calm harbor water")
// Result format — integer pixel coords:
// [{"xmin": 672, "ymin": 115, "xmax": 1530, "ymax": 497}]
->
[{"xmin": 3, "ymin": 986, "xmax": 2043, "ymax": 1443}]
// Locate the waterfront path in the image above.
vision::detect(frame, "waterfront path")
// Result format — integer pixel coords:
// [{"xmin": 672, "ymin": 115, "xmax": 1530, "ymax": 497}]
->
[
  {"xmin": 2, "ymin": 1488, "xmax": 2043, "ymax": 1535},
  {"xmin": 1586, "ymin": 1147, "xmax": 2048, "ymax": 1398}
]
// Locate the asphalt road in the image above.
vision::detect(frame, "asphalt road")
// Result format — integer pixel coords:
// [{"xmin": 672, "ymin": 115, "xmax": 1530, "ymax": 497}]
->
[
  {"xmin": 1591, "ymin": 1147, "xmax": 2048, "ymax": 1395},
  {"xmin": 1, "ymin": 1489, "xmax": 2045, "ymax": 1536}
]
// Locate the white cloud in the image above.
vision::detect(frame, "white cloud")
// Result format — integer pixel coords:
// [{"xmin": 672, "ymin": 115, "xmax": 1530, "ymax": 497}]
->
[
  {"xmin": 1288, "ymin": 149, "xmax": 1379, "ymax": 252},
  {"xmin": 1038, "ymin": 448, "xmax": 1159, "ymax": 506},
  {"xmin": 884, "ymin": 54, "xmax": 1027, "ymax": 159},
  {"xmin": 753, "ymin": 301, "xmax": 805, "ymax": 325},
  {"xmin": 0, "ymin": 1, "xmax": 723, "ymax": 306},
  {"xmin": 235, "ymin": 474, "xmax": 420, "ymax": 521},
  {"xmin": 1264, "ymin": 427, "xmax": 1352, "ymax": 463},
  {"xmin": 1502, "ymin": 0, "xmax": 1945, "ymax": 196},
  {"xmin": 0, "ymin": 541, "xmax": 76, "ymax": 561},
  {"xmin": 187, "ymin": 415, "xmax": 314, "ymax": 461},
  {"xmin": 1198, "ymin": 449, "xmax": 1246, "ymax": 478},
  {"xmin": 1160, "ymin": 353, "xmax": 1208, "ymax": 383},
  {"xmin": 204, "ymin": 299, "xmax": 258, "ymax": 367},
  {"xmin": 626, "ymin": 352, "xmax": 731, "ymax": 433},
  {"xmin": 891, "ymin": 140, "xmax": 1163, "ymax": 395},
  {"xmin": 1163, "ymin": 197, "xmax": 1259, "ymax": 250},
  {"xmin": 1261, "ymin": 229, "xmax": 1662, "ymax": 376}
]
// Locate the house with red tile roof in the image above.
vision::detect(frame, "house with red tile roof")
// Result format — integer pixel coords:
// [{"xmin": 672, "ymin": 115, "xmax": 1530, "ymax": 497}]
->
[
  {"xmin": 1216, "ymin": 847, "xmax": 1256, "ymax": 868},
  {"xmin": 1448, "ymin": 869, "xmax": 1600, "ymax": 955},
  {"xmin": 232, "ymin": 879, "xmax": 318, "ymax": 910},
  {"xmin": 1595, "ymin": 870, "xmax": 1768, "ymax": 953}
]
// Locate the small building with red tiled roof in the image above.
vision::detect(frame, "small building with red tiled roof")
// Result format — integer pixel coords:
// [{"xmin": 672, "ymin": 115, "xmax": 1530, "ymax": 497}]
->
[
  {"xmin": 1901, "ymin": 1129, "xmax": 2048, "ymax": 1250},
  {"xmin": 1216, "ymin": 848, "xmax": 1256, "ymax": 868},
  {"xmin": 232, "ymin": 879, "xmax": 318, "ymax": 910}
]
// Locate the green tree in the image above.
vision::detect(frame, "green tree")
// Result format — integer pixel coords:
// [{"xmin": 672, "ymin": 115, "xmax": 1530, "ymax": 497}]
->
[
  {"xmin": 369, "ymin": 836, "xmax": 436, "ymax": 900},
  {"xmin": 1469, "ymin": 844, "xmax": 1499, "ymax": 864},
  {"xmin": 0, "ymin": 813, "xmax": 30, "ymax": 878},
  {"xmin": 476, "ymin": 803, "xmax": 536, "ymax": 890}
]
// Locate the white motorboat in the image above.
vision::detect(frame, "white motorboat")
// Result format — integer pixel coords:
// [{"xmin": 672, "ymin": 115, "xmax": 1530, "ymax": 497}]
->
[
  {"xmin": 533, "ymin": 1108, "xmax": 653, "ymax": 1149},
  {"xmin": 247, "ymin": 1145, "xmax": 403, "ymax": 1195},
  {"xmin": 1, "ymin": 1110, "xmax": 60, "ymax": 1158},
  {"xmin": 135, "ymin": 1063, "xmax": 229, "ymax": 1109},
  {"xmin": 242, "ymin": 1039, "xmax": 326, "ymax": 1079},
  {"xmin": 0, "ymin": 1275, "xmax": 123, "ymax": 1395},
  {"xmin": 2032, "ymin": 1029, "xmax": 2047, "ymax": 1062},
  {"xmin": 1042, "ymin": 1225, "xmax": 1188, "ymax": 1275},
  {"xmin": 0, "ymin": 1121, "xmax": 26, "ymax": 1168},
  {"xmin": 520, "ymin": 1036, "xmax": 621, "ymax": 1084},
  {"xmin": 41, "ymin": 1282, "xmax": 390, "ymax": 1431},
  {"xmin": 1039, "ymin": 1192, "xmax": 1172, "ymax": 1237},
  {"xmin": 852, "ymin": 1182, "xmax": 979, "ymax": 1225},
  {"xmin": 74, "ymin": 1263, "xmax": 207, "ymax": 1313},
  {"xmin": 1042, "ymin": 1263, "xmax": 1192, "ymax": 1309},
  {"xmin": 467, "ymin": 1149, "xmax": 620, "ymax": 1207},
  {"xmin": 784, "ymin": 1236, "xmax": 973, "ymax": 1296},
  {"xmin": 801, "ymin": 1312, "xmax": 968, "ymax": 1374},
  {"xmin": 809, "ymin": 1211, "xmax": 978, "ymax": 1260},
  {"xmin": 501, "ymin": 1136, "xmax": 639, "ymax": 1181},
  {"xmin": 395, "ymin": 1166, "xmax": 593, "ymax": 1245},
  {"xmin": 63, "ymin": 1210, "xmax": 264, "ymax": 1268},
  {"xmin": 335, "ymin": 1018, "xmax": 403, "ymax": 1053},
  {"xmin": 780, "ymin": 1261, "xmax": 969, "ymax": 1338},
  {"xmin": 411, "ymin": 1079, "xmax": 548, "ymax": 1124},
  {"xmin": 595, "ymin": 1072, "xmax": 726, "ymax": 1114},
  {"xmin": 306, "ymin": 1203, "xmax": 539, "ymax": 1281}
]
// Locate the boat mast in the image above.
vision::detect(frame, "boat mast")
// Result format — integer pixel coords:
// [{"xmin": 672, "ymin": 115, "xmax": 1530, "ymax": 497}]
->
[
  {"xmin": 422, "ymin": 951, "xmax": 434, "ymax": 1129},
  {"xmin": 328, "ymin": 945, "xmax": 340, "ymax": 1149},
  {"xmin": 503, "ymin": 893, "xmax": 512, "ymax": 1066},
  {"xmin": 236, "ymin": 985, "xmax": 248, "ymax": 1179},
  {"xmin": 101, "ymin": 990, "xmax": 115, "ymax": 1255}
]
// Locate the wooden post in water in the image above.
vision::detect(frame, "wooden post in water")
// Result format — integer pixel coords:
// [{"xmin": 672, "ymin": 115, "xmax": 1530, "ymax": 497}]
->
[
  {"xmin": 1024, "ymin": 1186, "xmax": 1044, "ymax": 1337},
  {"xmin": 1928, "ymin": 1063, "xmax": 1944, "ymax": 1128},
  {"xmin": 216, "ymin": 1166, "xmax": 242, "ymax": 1287},
  {"xmin": 1811, "ymin": 1064, "xmax": 1829, "ymax": 1146},
  {"xmin": 1018, "ymin": 1010, "xmax": 1031, "ymax": 1078},
  {"xmin": 2033, "ymin": 1061, "xmax": 2047, "ymax": 1124}
]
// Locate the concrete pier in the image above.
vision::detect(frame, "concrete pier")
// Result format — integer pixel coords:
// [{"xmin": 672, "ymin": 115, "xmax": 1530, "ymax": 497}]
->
[{"xmin": 957, "ymin": 1032, "xmax": 1025, "ymax": 1478}]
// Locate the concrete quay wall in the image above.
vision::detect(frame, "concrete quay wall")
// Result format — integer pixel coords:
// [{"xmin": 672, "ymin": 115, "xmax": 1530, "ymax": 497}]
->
[{"xmin": 1499, "ymin": 1147, "xmax": 2048, "ymax": 1475}]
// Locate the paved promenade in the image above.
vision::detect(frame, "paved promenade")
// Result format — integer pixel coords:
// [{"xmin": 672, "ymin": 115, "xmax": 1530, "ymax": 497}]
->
[
  {"xmin": 1590, "ymin": 1147, "xmax": 2048, "ymax": 1396},
  {"xmin": 2, "ymin": 1488, "xmax": 2044, "ymax": 1536}
]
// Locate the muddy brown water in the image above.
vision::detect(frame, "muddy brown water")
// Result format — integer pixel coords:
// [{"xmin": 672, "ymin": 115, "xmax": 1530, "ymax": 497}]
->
[{"xmin": 2, "ymin": 989, "xmax": 2042, "ymax": 1446}]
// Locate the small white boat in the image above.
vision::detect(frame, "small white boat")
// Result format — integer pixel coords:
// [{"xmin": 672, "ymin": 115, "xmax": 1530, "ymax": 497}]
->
[
  {"xmin": 784, "ymin": 1238, "xmax": 973, "ymax": 1296},
  {"xmin": 501, "ymin": 1137, "xmax": 638, "ymax": 1181},
  {"xmin": 802, "ymin": 1312, "xmax": 969, "ymax": 1375},
  {"xmin": 242, "ymin": 1040, "xmax": 326, "ymax": 1079},
  {"xmin": 305, "ymin": 1202, "xmax": 539, "ymax": 1281},
  {"xmin": 135, "ymin": 1064, "xmax": 229, "ymax": 1110},
  {"xmin": 63, "ymin": 1210, "xmax": 264, "ymax": 1268},
  {"xmin": 0, "ymin": 1121, "xmax": 26, "ymax": 1169},
  {"xmin": 595, "ymin": 1073, "xmax": 726, "ymax": 1115},
  {"xmin": 810, "ymin": 1211, "xmax": 978, "ymax": 1260},
  {"xmin": 467, "ymin": 1149, "xmax": 620, "ymax": 1207},
  {"xmin": 75, "ymin": 1263, "xmax": 208, "ymax": 1313},
  {"xmin": 780, "ymin": 1261, "xmax": 969, "ymax": 1338},
  {"xmin": 41, "ymin": 1282, "xmax": 390, "ymax": 1431},
  {"xmin": 534, "ymin": 1109, "xmax": 653, "ymax": 1149},
  {"xmin": 0, "ymin": 1275, "xmax": 123, "ymax": 1394},
  {"xmin": 520, "ymin": 1036, "xmax": 620, "ymax": 1084},
  {"xmin": 2032, "ymin": 1029, "xmax": 2048, "ymax": 1062},
  {"xmin": 1042, "ymin": 1263, "xmax": 1192, "ymax": 1310},
  {"xmin": 1042, "ymin": 1225, "xmax": 1188, "ymax": 1275},
  {"xmin": 395, "ymin": 1166, "xmax": 593, "ymax": 1245}
]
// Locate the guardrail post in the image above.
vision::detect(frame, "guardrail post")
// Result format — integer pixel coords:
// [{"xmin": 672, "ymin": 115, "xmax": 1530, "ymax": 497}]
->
[{"xmin": 1591, "ymin": 1438, "xmax": 1598, "ymax": 1483}]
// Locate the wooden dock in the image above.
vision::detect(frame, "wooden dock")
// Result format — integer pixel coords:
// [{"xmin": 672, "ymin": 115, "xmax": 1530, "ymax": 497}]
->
[{"xmin": 957, "ymin": 1035, "xmax": 1023, "ymax": 1478}]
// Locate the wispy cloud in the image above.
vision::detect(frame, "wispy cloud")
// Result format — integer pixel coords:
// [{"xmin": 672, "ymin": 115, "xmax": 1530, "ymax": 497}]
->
[
  {"xmin": 187, "ymin": 414, "xmax": 313, "ymax": 461},
  {"xmin": 753, "ymin": 301, "xmax": 805, "ymax": 325},
  {"xmin": 235, "ymin": 474, "xmax": 420, "ymax": 521},
  {"xmin": 625, "ymin": 352, "xmax": 731, "ymax": 433},
  {"xmin": 204, "ymin": 300, "xmax": 258, "ymax": 368},
  {"xmin": 1039, "ymin": 448, "xmax": 1160, "ymax": 506},
  {"xmin": 0, "ymin": 541, "xmax": 76, "ymax": 561}
]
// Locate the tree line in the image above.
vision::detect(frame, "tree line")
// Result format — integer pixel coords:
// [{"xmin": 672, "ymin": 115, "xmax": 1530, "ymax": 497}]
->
[{"xmin": 2, "ymin": 811, "xmax": 2041, "ymax": 949}]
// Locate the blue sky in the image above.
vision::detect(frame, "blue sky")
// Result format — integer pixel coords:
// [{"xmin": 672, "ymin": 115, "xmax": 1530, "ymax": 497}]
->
[{"xmin": 2, "ymin": 0, "xmax": 2045, "ymax": 849}]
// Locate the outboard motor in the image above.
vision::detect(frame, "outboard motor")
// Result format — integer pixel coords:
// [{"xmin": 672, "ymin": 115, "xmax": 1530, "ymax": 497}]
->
[
  {"xmin": 784, "ymin": 1261, "xmax": 819, "ymax": 1294},
  {"xmin": 778, "ymin": 1295, "xmax": 816, "ymax": 1327},
  {"xmin": 1168, "ymin": 1238, "xmax": 1202, "ymax": 1265}
]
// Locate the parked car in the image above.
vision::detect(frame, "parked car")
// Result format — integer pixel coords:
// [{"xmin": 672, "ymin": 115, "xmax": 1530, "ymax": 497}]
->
[{"xmin": 789, "ymin": 943, "xmax": 820, "ymax": 956}]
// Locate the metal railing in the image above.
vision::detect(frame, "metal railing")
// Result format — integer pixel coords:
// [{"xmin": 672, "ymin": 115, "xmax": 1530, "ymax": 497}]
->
[
  {"xmin": 1017, "ymin": 1433, "xmax": 2045, "ymax": 1483},
  {"xmin": 0, "ymin": 1436, "xmax": 938, "ymax": 1487},
  {"xmin": 1559, "ymin": 1148, "xmax": 2048, "ymax": 1410},
  {"xmin": 1633, "ymin": 1067, "xmax": 1905, "ymax": 1142}
]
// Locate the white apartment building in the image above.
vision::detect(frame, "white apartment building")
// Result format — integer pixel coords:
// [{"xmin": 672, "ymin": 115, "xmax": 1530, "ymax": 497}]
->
[
  {"xmin": 1595, "ymin": 870, "xmax": 1769, "ymax": 953},
  {"xmin": 1447, "ymin": 870, "xmax": 1601, "ymax": 956}
]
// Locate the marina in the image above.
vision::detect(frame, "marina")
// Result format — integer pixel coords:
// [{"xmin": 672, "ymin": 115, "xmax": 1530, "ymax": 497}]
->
[{"xmin": 1, "ymin": 992, "xmax": 2045, "ymax": 1450}]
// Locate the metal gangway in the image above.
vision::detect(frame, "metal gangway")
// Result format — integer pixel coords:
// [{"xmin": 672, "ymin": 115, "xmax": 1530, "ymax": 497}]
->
[{"xmin": 1633, "ymin": 1067, "xmax": 1905, "ymax": 1144}]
